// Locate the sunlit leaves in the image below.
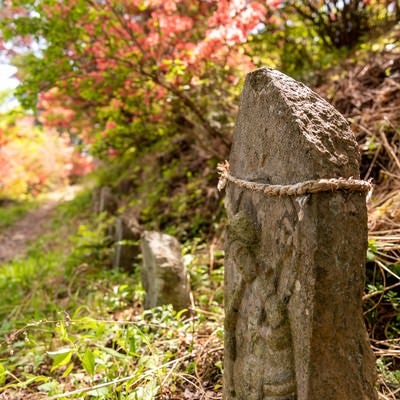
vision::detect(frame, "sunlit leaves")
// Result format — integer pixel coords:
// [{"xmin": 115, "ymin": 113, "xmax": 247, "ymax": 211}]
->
[
  {"xmin": 0, "ymin": 111, "xmax": 93, "ymax": 198},
  {"xmin": 81, "ymin": 349, "xmax": 96, "ymax": 377},
  {"xmin": 47, "ymin": 348, "xmax": 73, "ymax": 372},
  {"xmin": 0, "ymin": 0, "xmax": 266, "ymax": 158}
]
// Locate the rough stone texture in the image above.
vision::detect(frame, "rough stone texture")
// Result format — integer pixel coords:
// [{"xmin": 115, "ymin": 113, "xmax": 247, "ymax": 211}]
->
[
  {"xmin": 224, "ymin": 68, "xmax": 377, "ymax": 400},
  {"xmin": 112, "ymin": 217, "xmax": 141, "ymax": 271},
  {"xmin": 140, "ymin": 231, "xmax": 191, "ymax": 311}
]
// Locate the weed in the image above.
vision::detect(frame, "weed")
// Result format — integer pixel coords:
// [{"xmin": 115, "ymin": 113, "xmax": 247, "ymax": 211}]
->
[
  {"xmin": 0, "ymin": 190, "xmax": 224, "ymax": 399},
  {"xmin": 0, "ymin": 200, "xmax": 37, "ymax": 230}
]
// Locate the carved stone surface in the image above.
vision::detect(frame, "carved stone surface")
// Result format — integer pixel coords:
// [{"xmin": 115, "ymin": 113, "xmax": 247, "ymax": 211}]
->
[
  {"xmin": 224, "ymin": 68, "xmax": 377, "ymax": 400},
  {"xmin": 140, "ymin": 231, "xmax": 191, "ymax": 311}
]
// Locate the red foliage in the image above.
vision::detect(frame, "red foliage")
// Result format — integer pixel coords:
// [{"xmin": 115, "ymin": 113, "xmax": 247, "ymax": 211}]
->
[
  {"xmin": 0, "ymin": 115, "xmax": 93, "ymax": 197},
  {"xmin": 0, "ymin": 0, "xmax": 268, "ymax": 154},
  {"xmin": 38, "ymin": 88, "xmax": 76, "ymax": 129}
]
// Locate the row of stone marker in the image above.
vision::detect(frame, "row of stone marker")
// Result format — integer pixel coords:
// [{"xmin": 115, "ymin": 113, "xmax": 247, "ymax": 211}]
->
[
  {"xmin": 94, "ymin": 67, "xmax": 378, "ymax": 400},
  {"xmin": 93, "ymin": 186, "xmax": 191, "ymax": 312}
]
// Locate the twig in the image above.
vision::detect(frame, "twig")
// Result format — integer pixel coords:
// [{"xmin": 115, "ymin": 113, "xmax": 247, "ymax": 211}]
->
[
  {"xmin": 363, "ymin": 281, "xmax": 400, "ymax": 301},
  {"xmin": 178, "ymin": 373, "xmax": 206, "ymax": 398},
  {"xmin": 377, "ymin": 375, "xmax": 399, "ymax": 400},
  {"xmin": 364, "ymin": 143, "xmax": 382, "ymax": 180},
  {"xmin": 364, "ymin": 261, "xmax": 387, "ymax": 318},
  {"xmin": 379, "ymin": 129, "xmax": 400, "ymax": 172},
  {"xmin": 376, "ymin": 259, "xmax": 400, "ymax": 281},
  {"xmin": 160, "ymin": 357, "xmax": 182, "ymax": 387},
  {"xmin": 48, "ymin": 355, "xmax": 191, "ymax": 399}
]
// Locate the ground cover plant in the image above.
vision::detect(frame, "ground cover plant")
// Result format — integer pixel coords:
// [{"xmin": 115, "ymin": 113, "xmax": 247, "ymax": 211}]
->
[
  {"xmin": 0, "ymin": 199, "xmax": 36, "ymax": 230},
  {"xmin": 0, "ymin": 190, "xmax": 225, "ymax": 399},
  {"xmin": 0, "ymin": 1, "xmax": 399, "ymax": 399}
]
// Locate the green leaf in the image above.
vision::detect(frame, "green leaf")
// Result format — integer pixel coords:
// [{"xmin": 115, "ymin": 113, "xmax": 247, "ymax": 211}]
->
[
  {"xmin": 366, "ymin": 249, "xmax": 376, "ymax": 262},
  {"xmin": 62, "ymin": 362, "xmax": 75, "ymax": 378},
  {"xmin": 81, "ymin": 349, "xmax": 95, "ymax": 376},
  {"xmin": 128, "ymin": 380, "xmax": 159, "ymax": 400},
  {"xmin": 129, "ymin": 335, "xmax": 137, "ymax": 355},
  {"xmin": 0, "ymin": 363, "xmax": 6, "ymax": 386},
  {"xmin": 47, "ymin": 348, "xmax": 73, "ymax": 371},
  {"xmin": 100, "ymin": 346, "xmax": 130, "ymax": 360}
]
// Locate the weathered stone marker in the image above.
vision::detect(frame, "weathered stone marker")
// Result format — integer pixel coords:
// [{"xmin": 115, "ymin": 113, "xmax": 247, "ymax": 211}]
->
[
  {"xmin": 221, "ymin": 68, "xmax": 377, "ymax": 400},
  {"xmin": 140, "ymin": 231, "xmax": 191, "ymax": 311},
  {"xmin": 112, "ymin": 216, "xmax": 141, "ymax": 271}
]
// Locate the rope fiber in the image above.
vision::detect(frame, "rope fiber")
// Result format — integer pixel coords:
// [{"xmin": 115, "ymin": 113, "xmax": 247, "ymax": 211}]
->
[{"xmin": 217, "ymin": 161, "xmax": 373, "ymax": 197}]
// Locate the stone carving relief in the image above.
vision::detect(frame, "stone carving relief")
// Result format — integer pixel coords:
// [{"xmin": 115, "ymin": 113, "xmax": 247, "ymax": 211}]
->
[{"xmin": 225, "ymin": 197, "xmax": 304, "ymax": 400}]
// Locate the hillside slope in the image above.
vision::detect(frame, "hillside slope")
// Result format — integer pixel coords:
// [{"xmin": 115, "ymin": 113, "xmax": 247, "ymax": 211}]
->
[{"xmin": 316, "ymin": 25, "xmax": 400, "ymax": 397}]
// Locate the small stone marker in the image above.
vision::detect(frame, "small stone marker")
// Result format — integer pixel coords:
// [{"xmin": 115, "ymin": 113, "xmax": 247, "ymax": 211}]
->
[
  {"xmin": 140, "ymin": 231, "xmax": 191, "ymax": 311},
  {"xmin": 112, "ymin": 217, "xmax": 141, "ymax": 271},
  {"xmin": 93, "ymin": 186, "xmax": 118, "ymax": 215},
  {"xmin": 222, "ymin": 68, "xmax": 377, "ymax": 400}
]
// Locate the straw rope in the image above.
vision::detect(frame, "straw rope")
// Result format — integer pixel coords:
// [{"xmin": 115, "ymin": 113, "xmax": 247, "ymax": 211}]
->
[{"xmin": 217, "ymin": 161, "xmax": 373, "ymax": 197}]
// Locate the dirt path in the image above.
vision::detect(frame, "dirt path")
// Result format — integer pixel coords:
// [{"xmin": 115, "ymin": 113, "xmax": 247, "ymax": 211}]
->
[{"xmin": 0, "ymin": 186, "xmax": 82, "ymax": 263}]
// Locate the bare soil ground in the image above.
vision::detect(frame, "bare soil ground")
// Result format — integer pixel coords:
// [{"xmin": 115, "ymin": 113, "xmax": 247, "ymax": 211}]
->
[{"xmin": 0, "ymin": 186, "xmax": 82, "ymax": 263}]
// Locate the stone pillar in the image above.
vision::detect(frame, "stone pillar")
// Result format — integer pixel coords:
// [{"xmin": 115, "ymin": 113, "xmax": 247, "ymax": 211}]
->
[{"xmin": 223, "ymin": 68, "xmax": 377, "ymax": 400}]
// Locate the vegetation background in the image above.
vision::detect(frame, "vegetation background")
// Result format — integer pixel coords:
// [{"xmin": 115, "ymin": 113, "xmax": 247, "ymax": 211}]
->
[{"xmin": 0, "ymin": 1, "xmax": 399, "ymax": 399}]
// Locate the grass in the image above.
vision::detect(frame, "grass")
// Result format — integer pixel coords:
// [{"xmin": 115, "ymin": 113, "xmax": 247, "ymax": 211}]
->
[
  {"xmin": 0, "ymin": 188, "xmax": 399, "ymax": 399},
  {"xmin": 0, "ymin": 173, "xmax": 399, "ymax": 399},
  {"xmin": 0, "ymin": 190, "xmax": 224, "ymax": 399},
  {"xmin": 0, "ymin": 199, "xmax": 37, "ymax": 230}
]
